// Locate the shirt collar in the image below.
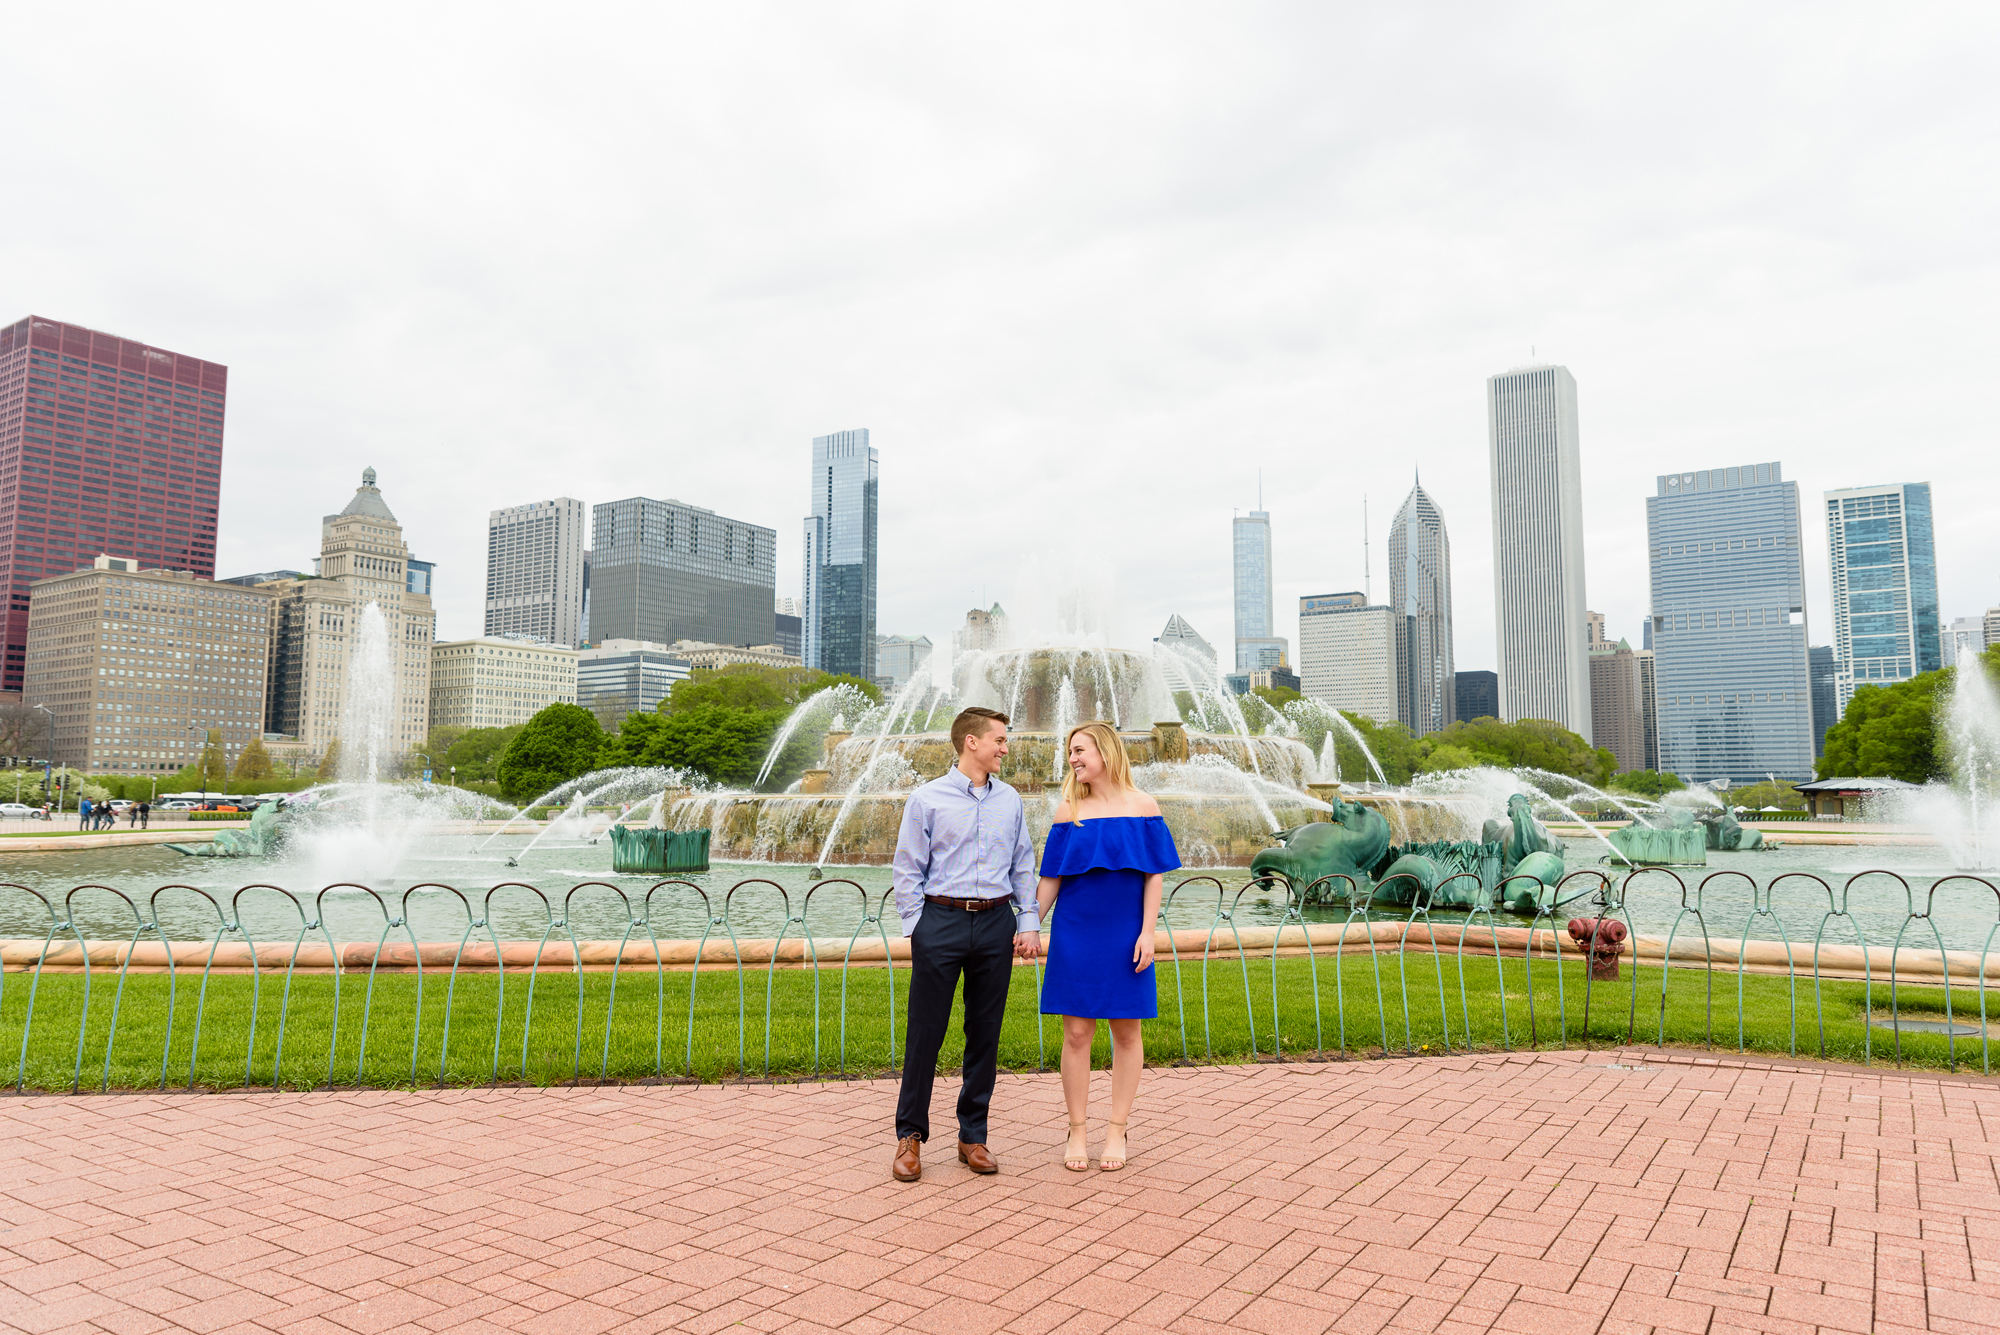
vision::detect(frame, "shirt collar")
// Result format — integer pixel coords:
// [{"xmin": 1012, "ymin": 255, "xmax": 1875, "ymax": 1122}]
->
[{"xmin": 945, "ymin": 764, "xmax": 991, "ymax": 798}]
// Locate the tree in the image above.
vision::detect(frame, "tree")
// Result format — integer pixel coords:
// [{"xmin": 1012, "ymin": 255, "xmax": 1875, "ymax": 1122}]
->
[
  {"xmin": 661, "ymin": 664, "xmax": 879, "ymax": 717},
  {"xmin": 603, "ymin": 664, "xmax": 883, "ymax": 789},
  {"xmin": 1606, "ymin": 769, "xmax": 1686, "ymax": 798},
  {"xmin": 498, "ymin": 703, "xmax": 606, "ymax": 802},
  {"xmin": 643, "ymin": 705, "xmax": 784, "ymax": 788},
  {"xmin": 1367, "ymin": 715, "xmax": 1616, "ymax": 786},
  {"xmin": 1819, "ymin": 674, "xmax": 1945, "ymax": 782},
  {"xmin": 1249, "ymin": 685, "xmax": 1302, "ymax": 712},
  {"xmin": 316, "ymin": 737, "xmax": 343, "ymax": 783},
  {"xmin": 0, "ymin": 698, "xmax": 36, "ymax": 758},
  {"xmin": 195, "ymin": 729, "xmax": 226, "ymax": 788},
  {"xmin": 437, "ymin": 725, "xmax": 523, "ymax": 784},
  {"xmin": 1727, "ymin": 779, "xmax": 1804, "ymax": 811},
  {"xmin": 232, "ymin": 736, "xmax": 274, "ymax": 782},
  {"xmin": 1414, "ymin": 742, "xmax": 1480, "ymax": 775}
]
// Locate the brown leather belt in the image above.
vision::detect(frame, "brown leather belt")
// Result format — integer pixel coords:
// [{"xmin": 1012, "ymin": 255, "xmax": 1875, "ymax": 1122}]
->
[{"xmin": 924, "ymin": 894, "xmax": 1015, "ymax": 912}]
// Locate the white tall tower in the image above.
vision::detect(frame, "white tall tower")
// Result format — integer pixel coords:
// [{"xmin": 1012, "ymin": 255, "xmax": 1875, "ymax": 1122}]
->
[
  {"xmin": 484, "ymin": 497, "xmax": 587, "ymax": 646},
  {"xmin": 1488, "ymin": 365, "xmax": 1591, "ymax": 741}
]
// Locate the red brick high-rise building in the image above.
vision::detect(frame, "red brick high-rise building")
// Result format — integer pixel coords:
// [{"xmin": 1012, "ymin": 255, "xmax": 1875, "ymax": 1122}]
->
[{"xmin": 0, "ymin": 316, "xmax": 227, "ymax": 694}]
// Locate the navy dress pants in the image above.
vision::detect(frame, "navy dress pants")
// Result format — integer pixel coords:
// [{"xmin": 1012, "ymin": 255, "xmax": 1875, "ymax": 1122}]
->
[{"xmin": 894, "ymin": 906, "xmax": 1015, "ymax": 1144}]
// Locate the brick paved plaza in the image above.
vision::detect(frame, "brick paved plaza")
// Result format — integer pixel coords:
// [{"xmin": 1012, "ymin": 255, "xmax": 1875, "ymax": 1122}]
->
[{"xmin": 1, "ymin": 1051, "xmax": 1996, "ymax": 1334}]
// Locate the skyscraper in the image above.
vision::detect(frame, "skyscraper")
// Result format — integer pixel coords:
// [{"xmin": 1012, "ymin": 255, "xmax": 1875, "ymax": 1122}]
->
[
  {"xmin": 1825, "ymin": 483, "xmax": 1941, "ymax": 712},
  {"xmin": 26, "ymin": 556, "xmax": 274, "ymax": 773},
  {"xmin": 802, "ymin": 429, "xmax": 878, "ymax": 681},
  {"xmin": 1388, "ymin": 479, "xmax": 1454, "ymax": 735},
  {"xmin": 1809, "ymin": 644, "xmax": 1837, "ymax": 758},
  {"xmin": 485, "ymin": 497, "xmax": 587, "ymax": 646},
  {"xmin": 1154, "ymin": 613, "xmax": 1218, "ymax": 693},
  {"xmin": 1487, "ymin": 364, "xmax": 1590, "ymax": 740},
  {"xmin": 1588, "ymin": 636, "xmax": 1644, "ymax": 774},
  {"xmin": 0, "ymin": 316, "xmax": 228, "ymax": 695},
  {"xmin": 590, "ymin": 497, "xmax": 775, "ymax": 649},
  {"xmin": 1233, "ymin": 508, "xmax": 1286, "ymax": 671},
  {"xmin": 1298, "ymin": 593, "xmax": 1396, "ymax": 721},
  {"xmin": 264, "ymin": 469, "xmax": 436, "ymax": 764},
  {"xmin": 1454, "ymin": 670, "xmax": 1499, "ymax": 722},
  {"xmin": 1635, "ymin": 650, "xmax": 1659, "ymax": 771},
  {"xmin": 1647, "ymin": 462, "xmax": 1814, "ymax": 783}
]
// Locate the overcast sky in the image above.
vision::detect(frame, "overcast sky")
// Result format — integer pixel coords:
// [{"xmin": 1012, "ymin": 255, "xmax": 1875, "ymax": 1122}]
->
[{"xmin": 6, "ymin": 3, "xmax": 1996, "ymax": 671}]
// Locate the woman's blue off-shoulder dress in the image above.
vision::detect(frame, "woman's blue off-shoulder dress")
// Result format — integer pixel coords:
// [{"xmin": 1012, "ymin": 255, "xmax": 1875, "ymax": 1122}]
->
[{"xmin": 1039, "ymin": 816, "xmax": 1182, "ymax": 1019}]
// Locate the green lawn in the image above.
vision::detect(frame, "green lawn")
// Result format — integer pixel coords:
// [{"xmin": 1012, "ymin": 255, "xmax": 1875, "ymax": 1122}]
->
[{"xmin": 1, "ymin": 950, "xmax": 1991, "ymax": 1092}]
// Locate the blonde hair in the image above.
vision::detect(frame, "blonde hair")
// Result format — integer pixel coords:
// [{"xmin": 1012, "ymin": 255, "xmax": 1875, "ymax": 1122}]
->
[{"xmin": 1060, "ymin": 721, "xmax": 1134, "ymax": 824}]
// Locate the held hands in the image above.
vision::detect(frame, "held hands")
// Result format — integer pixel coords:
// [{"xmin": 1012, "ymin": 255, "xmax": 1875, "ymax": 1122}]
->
[
  {"xmin": 1132, "ymin": 931, "xmax": 1156, "ymax": 972},
  {"xmin": 1013, "ymin": 930, "xmax": 1040, "ymax": 961}
]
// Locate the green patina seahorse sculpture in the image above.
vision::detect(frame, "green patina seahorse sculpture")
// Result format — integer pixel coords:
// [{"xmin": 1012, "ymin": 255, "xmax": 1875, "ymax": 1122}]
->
[{"xmin": 1249, "ymin": 795, "xmax": 1392, "ymax": 902}]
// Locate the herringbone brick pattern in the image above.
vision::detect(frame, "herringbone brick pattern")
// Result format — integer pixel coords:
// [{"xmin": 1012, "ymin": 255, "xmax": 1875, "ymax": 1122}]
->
[{"xmin": 1, "ymin": 1050, "xmax": 1996, "ymax": 1333}]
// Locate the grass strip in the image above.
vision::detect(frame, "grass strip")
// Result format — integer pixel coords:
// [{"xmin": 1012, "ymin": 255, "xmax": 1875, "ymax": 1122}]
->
[{"xmin": 1, "ymin": 950, "xmax": 1993, "ymax": 1093}]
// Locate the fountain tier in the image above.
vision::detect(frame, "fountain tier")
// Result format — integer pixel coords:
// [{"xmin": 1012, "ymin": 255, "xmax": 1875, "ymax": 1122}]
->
[{"xmin": 669, "ymin": 645, "xmax": 1481, "ymax": 867}]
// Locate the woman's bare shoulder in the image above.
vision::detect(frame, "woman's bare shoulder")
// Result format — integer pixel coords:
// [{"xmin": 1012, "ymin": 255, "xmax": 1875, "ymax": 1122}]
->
[
  {"xmin": 1050, "ymin": 801, "xmax": 1074, "ymax": 824},
  {"xmin": 1129, "ymin": 790, "xmax": 1162, "ymax": 817}
]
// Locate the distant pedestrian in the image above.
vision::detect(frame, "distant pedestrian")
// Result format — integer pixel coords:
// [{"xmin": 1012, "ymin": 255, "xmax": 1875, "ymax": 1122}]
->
[
  {"xmin": 128, "ymin": 805, "xmax": 138, "ymax": 828},
  {"xmin": 138, "ymin": 801, "xmax": 150, "ymax": 829},
  {"xmin": 78, "ymin": 797, "xmax": 92, "ymax": 830}
]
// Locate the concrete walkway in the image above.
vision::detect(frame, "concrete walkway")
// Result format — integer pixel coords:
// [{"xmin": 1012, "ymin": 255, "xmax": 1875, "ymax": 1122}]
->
[{"xmin": 1, "ymin": 1050, "xmax": 1995, "ymax": 1334}]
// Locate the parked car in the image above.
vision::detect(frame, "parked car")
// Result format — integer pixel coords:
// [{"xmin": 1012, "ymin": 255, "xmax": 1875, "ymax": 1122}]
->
[
  {"xmin": 156, "ymin": 800, "xmax": 198, "ymax": 811},
  {"xmin": 198, "ymin": 802, "xmax": 245, "ymax": 813},
  {"xmin": 0, "ymin": 801, "xmax": 38, "ymax": 819}
]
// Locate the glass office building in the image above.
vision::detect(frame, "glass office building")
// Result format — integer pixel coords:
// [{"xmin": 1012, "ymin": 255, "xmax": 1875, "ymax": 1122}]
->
[
  {"xmin": 1388, "ymin": 480, "xmax": 1454, "ymax": 735},
  {"xmin": 802, "ymin": 429, "xmax": 878, "ymax": 681},
  {"xmin": 1646, "ymin": 462, "xmax": 1815, "ymax": 783},
  {"xmin": 576, "ymin": 639, "xmax": 692, "ymax": 729},
  {"xmin": 1809, "ymin": 645, "xmax": 1837, "ymax": 758},
  {"xmin": 1233, "ymin": 509, "xmax": 1286, "ymax": 671},
  {"xmin": 589, "ymin": 497, "xmax": 775, "ymax": 649},
  {"xmin": 1824, "ymin": 483, "xmax": 1940, "ymax": 713}
]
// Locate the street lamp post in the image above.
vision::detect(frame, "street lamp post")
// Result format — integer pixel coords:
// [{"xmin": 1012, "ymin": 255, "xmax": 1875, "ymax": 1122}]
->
[
  {"xmin": 32, "ymin": 704, "xmax": 54, "ymax": 808},
  {"xmin": 412, "ymin": 752, "xmax": 433, "ymax": 784}
]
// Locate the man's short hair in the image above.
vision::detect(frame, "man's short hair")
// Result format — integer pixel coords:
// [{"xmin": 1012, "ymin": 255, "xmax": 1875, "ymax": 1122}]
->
[{"xmin": 951, "ymin": 707, "xmax": 1009, "ymax": 754}]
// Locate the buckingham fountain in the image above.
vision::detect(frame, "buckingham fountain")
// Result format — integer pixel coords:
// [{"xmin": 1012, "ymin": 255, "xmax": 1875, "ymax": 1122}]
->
[{"xmin": 641, "ymin": 643, "xmax": 1603, "ymax": 910}]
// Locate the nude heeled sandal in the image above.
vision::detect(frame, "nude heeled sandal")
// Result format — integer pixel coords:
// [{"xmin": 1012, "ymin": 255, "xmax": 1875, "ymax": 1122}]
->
[
  {"xmin": 1100, "ymin": 1120, "xmax": 1129, "ymax": 1172},
  {"xmin": 1063, "ymin": 1122, "xmax": 1090, "ymax": 1172}
]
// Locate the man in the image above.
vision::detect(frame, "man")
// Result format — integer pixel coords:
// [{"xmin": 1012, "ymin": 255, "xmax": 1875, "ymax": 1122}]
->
[
  {"xmin": 77, "ymin": 797, "xmax": 91, "ymax": 831},
  {"xmin": 890, "ymin": 706, "xmax": 1040, "ymax": 1182}
]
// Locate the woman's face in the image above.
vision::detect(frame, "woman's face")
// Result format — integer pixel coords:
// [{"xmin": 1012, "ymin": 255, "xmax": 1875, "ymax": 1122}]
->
[{"xmin": 1068, "ymin": 731, "xmax": 1105, "ymax": 785}]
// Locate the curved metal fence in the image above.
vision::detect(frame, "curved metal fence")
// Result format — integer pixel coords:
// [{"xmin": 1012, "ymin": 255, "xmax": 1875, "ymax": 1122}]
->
[{"xmin": 1, "ymin": 867, "xmax": 1996, "ymax": 1093}]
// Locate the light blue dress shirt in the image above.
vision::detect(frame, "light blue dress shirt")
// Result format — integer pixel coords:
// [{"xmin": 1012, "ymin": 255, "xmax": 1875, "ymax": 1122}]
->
[{"xmin": 891, "ymin": 765, "xmax": 1039, "ymax": 936}]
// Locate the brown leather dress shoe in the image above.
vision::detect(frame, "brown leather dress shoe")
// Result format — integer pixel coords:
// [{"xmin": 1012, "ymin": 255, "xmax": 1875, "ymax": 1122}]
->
[
  {"xmin": 957, "ymin": 1140, "xmax": 998, "ymax": 1174},
  {"xmin": 893, "ymin": 1134, "xmax": 922, "ymax": 1182}
]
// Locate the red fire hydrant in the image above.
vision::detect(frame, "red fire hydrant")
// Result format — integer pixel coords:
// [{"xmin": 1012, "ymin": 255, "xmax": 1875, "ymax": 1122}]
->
[{"xmin": 1567, "ymin": 917, "xmax": 1628, "ymax": 981}]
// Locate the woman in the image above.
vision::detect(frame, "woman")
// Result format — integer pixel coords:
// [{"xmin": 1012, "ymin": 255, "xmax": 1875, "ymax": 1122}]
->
[{"xmin": 1035, "ymin": 721, "xmax": 1180, "ymax": 1172}]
